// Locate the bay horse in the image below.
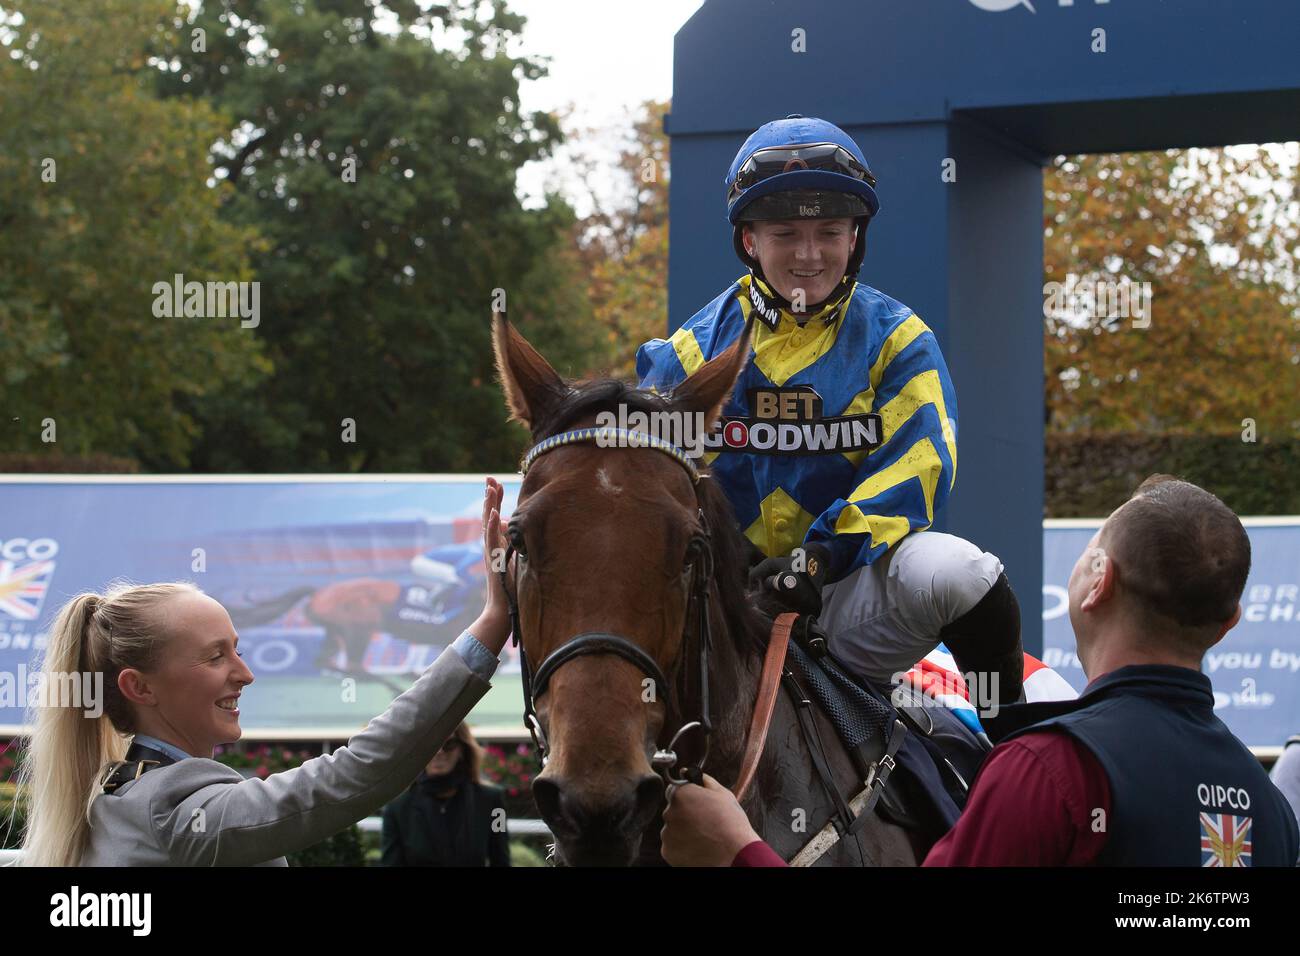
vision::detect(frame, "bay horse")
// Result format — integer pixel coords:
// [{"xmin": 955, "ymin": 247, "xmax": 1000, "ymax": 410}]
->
[{"xmin": 493, "ymin": 312, "xmax": 919, "ymax": 867}]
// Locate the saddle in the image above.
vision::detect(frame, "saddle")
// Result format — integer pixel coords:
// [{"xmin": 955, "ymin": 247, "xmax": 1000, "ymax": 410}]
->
[{"xmin": 784, "ymin": 615, "xmax": 991, "ymax": 855}]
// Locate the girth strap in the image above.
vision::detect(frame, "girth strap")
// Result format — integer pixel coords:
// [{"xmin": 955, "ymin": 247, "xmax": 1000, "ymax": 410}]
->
[
  {"xmin": 789, "ymin": 718, "xmax": 908, "ymax": 867},
  {"xmin": 844, "ymin": 719, "xmax": 907, "ymax": 837},
  {"xmin": 782, "ymin": 667, "xmax": 857, "ymax": 835}
]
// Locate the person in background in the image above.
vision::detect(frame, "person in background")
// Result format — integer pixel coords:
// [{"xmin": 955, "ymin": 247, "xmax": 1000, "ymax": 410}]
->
[{"xmin": 381, "ymin": 721, "xmax": 510, "ymax": 867}]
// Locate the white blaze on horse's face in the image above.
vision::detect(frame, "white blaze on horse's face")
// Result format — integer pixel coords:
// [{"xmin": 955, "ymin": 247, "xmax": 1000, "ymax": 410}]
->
[{"xmin": 595, "ymin": 466, "xmax": 622, "ymax": 497}]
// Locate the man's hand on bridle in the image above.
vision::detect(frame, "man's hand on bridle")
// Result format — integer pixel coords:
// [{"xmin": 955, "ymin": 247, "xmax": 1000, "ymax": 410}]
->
[
  {"xmin": 748, "ymin": 542, "xmax": 831, "ymax": 616},
  {"xmin": 660, "ymin": 774, "xmax": 762, "ymax": 867}
]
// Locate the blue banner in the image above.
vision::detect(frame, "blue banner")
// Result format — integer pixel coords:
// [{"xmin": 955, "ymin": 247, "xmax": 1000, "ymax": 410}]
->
[
  {"xmin": 1042, "ymin": 519, "xmax": 1300, "ymax": 750},
  {"xmin": 0, "ymin": 478, "xmax": 524, "ymax": 733},
  {"xmin": 2, "ymin": 481, "xmax": 1296, "ymax": 748}
]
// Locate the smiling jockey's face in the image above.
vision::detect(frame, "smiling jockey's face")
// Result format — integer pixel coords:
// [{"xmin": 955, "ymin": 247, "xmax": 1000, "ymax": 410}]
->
[{"xmin": 743, "ymin": 217, "xmax": 856, "ymax": 309}]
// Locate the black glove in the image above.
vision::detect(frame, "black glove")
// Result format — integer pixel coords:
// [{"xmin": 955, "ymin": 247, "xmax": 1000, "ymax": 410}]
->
[{"xmin": 747, "ymin": 543, "xmax": 831, "ymax": 616}]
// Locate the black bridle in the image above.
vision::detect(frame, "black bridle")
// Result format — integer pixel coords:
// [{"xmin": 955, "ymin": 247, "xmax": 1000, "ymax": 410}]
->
[{"xmin": 499, "ymin": 426, "xmax": 716, "ymax": 785}]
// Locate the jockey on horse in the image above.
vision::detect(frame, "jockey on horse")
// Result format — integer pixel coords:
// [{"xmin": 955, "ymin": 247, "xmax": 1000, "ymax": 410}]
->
[{"xmin": 637, "ymin": 115, "xmax": 1025, "ymax": 713}]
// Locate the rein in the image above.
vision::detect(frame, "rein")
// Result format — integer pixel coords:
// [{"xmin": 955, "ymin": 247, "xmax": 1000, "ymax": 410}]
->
[{"xmin": 733, "ymin": 612, "xmax": 795, "ymax": 801}]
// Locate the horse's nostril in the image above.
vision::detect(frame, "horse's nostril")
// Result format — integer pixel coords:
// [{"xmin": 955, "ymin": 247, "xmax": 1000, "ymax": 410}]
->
[
  {"xmin": 536, "ymin": 779, "xmax": 602, "ymax": 837},
  {"xmin": 534, "ymin": 775, "xmax": 662, "ymax": 842},
  {"xmin": 532, "ymin": 777, "xmax": 563, "ymax": 826},
  {"xmin": 635, "ymin": 774, "xmax": 666, "ymax": 817}
]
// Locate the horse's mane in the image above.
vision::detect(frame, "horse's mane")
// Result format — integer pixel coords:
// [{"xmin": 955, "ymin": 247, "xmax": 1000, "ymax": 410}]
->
[{"xmin": 533, "ymin": 378, "xmax": 771, "ymax": 656}]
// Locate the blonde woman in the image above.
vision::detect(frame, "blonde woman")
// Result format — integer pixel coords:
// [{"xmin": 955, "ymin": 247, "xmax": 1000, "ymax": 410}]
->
[{"xmin": 19, "ymin": 478, "xmax": 512, "ymax": 867}]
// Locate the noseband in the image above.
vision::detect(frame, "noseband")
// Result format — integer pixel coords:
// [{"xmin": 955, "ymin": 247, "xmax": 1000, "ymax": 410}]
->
[{"xmin": 500, "ymin": 426, "xmax": 716, "ymax": 785}]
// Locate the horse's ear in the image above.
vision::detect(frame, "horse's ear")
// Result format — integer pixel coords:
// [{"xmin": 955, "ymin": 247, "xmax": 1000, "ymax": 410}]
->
[
  {"xmin": 492, "ymin": 310, "xmax": 569, "ymax": 434},
  {"xmin": 671, "ymin": 316, "xmax": 753, "ymax": 427}
]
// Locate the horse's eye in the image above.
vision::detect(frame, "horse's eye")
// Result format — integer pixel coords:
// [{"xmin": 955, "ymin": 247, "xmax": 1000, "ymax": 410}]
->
[
  {"xmin": 508, "ymin": 525, "xmax": 527, "ymax": 556},
  {"xmin": 685, "ymin": 536, "xmax": 706, "ymax": 565}
]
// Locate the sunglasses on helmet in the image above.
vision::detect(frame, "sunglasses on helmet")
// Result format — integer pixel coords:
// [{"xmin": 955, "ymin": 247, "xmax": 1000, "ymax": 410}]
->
[{"xmin": 730, "ymin": 143, "xmax": 876, "ymax": 204}]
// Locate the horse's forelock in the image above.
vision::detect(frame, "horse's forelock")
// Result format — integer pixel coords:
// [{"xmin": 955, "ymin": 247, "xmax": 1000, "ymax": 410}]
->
[{"xmin": 531, "ymin": 379, "xmax": 676, "ymax": 442}]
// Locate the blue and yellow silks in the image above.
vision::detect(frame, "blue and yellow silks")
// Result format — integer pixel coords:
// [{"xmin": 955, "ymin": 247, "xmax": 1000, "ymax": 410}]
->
[{"xmin": 636, "ymin": 274, "xmax": 958, "ymax": 584}]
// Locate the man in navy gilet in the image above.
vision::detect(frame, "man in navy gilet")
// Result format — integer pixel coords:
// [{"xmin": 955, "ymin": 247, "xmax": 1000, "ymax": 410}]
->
[
  {"xmin": 659, "ymin": 473, "xmax": 1299, "ymax": 866},
  {"xmin": 925, "ymin": 474, "xmax": 1299, "ymax": 866}
]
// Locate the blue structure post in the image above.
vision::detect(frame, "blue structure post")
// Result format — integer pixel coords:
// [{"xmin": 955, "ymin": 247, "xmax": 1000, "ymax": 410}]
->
[{"xmin": 667, "ymin": 0, "xmax": 1300, "ymax": 652}]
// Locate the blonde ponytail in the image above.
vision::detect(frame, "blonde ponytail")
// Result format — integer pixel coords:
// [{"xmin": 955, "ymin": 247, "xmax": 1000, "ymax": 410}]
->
[{"xmin": 17, "ymin": 582, "xmax": 199, "ymax": 866}]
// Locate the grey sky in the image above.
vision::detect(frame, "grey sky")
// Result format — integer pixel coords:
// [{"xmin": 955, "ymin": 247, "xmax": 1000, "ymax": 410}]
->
[
  {"xmin": 498, "ymin": 0, "xmax": 1296, "ymax": 247},
  {"xmin": 505, "ymin": 0, "xmax": 705, "ymax": 213}
]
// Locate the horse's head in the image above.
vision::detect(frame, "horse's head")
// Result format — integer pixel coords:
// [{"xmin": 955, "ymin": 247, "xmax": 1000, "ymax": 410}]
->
[{"xmin": 493, "ymin": 312, "xmax": 751, "ymax": 866}]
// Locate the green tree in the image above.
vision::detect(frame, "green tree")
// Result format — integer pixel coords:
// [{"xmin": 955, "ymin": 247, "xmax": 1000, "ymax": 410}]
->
[
  {"xmin": 157, "ymin": 0, "xmax": 600, "ymax": 471},
  {"xmin": 0, "ymin": 0, "xmax": 267, "ymax": 466},
  {"xmin": 1044, "ymin": 148, "xmax": 1300, "ymax": 437},
  {"xmin": 569, "ymin": 99, "xmax": 669, "ymax": 380}
]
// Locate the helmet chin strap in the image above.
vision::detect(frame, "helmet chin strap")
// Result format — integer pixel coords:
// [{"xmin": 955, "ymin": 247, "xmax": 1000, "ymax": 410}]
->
[{"xmin": 747, "ymin": 270, "xmax": 854, "ymax": 329}]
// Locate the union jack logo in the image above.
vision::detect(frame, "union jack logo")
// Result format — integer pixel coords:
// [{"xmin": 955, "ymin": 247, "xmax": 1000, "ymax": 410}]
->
[
  {"xmin": 1200, "ymin": 812, "xmax": 1252, "ymax": 867},
  {"xmin": 0, "ymin": 559, "xmax": 56, "ymax": 620}
]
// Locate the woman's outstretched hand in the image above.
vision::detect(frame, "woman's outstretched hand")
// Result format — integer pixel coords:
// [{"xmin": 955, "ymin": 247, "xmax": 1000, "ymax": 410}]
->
[{"xmin": 469, "ymin": 477, "xmax": 512, "ymax": 655}]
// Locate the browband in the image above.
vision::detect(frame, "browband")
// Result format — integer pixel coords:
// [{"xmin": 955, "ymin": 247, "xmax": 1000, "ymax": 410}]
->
[{"xmin": 520, "ymin": 427, "xmax": 701, "ymax": 484}]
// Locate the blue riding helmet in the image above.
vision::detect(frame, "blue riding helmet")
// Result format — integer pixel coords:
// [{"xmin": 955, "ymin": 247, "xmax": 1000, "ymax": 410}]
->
[
  {"xmin": 725, "ymin": 115, "xmax": 881, "ymax": 304},
  {"xmin": 725, "ymin": 115, "xmax": 880, "ymax": 225}
]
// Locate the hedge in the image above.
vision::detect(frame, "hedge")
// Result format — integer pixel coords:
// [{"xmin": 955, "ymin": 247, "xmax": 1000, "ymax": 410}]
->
[
  {"xmin": 0, "ymin": 452, "xmax": 139, "ymax": 473},
  {"xmin": 1045, "ymin": 434, "xmax": 1297, "ymax": 517}
]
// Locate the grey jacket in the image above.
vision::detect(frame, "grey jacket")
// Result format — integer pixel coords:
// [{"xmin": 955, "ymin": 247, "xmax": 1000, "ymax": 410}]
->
[{"xmin": 81, "ymin": 647, "xmax": 490, "ymax": 866}]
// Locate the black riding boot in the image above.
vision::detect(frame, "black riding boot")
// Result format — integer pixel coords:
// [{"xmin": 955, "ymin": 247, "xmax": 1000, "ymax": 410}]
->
[{"xmin": 938, "ymin": 572, "xmax": 1024, "ymax": 711}]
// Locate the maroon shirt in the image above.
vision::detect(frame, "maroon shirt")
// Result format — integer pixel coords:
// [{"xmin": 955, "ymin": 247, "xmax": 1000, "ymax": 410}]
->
[
  {"xmin": 731, "ymin": 731, "xmax": 1111, "ymax": 867},
  {"xmin": 733, "ymin": 838, "xmax": 788, "ymax": 867},
  {"xmin": 923, "ymin": 731, "xmax": 1110, "ymax": 866}
]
